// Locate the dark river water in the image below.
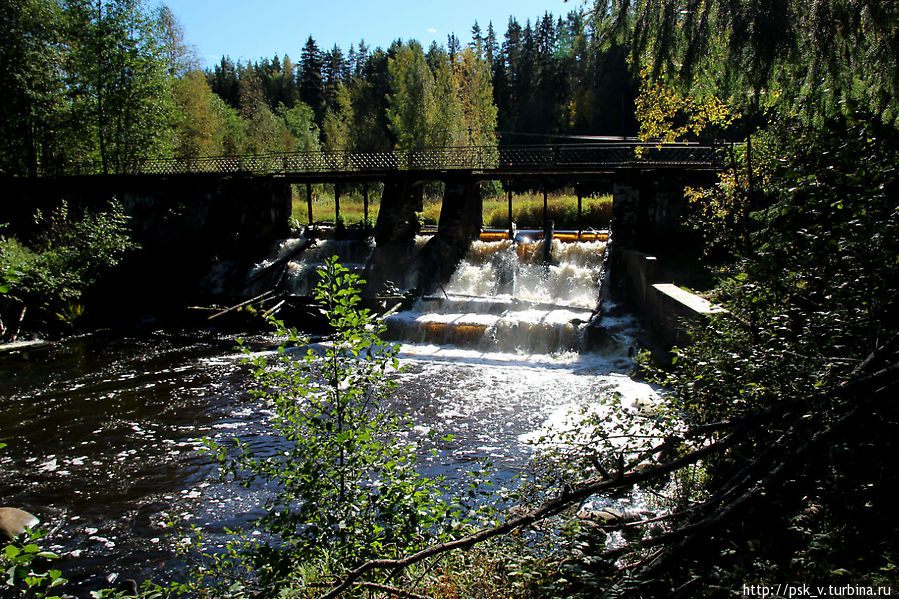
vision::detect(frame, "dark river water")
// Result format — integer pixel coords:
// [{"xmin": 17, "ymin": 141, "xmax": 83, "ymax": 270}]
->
[
  {"xmin": 1, "ymin": 238, "xmax": 658, "ymax": 596},
  {"xmin": 0, "ymin": 326, "xmax": 656, "ymax": 596}
]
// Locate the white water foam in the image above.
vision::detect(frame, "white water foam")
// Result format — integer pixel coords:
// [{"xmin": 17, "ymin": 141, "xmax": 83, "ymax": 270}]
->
[{"xmin": 385, "ymin": 238, "xmax": 607, "ymax": 353}]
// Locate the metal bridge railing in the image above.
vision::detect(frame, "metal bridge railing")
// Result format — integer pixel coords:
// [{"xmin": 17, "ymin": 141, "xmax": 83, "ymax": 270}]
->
[{"xmin": 127, "ymin": 142, "xmax": 724, "ymax": 176}]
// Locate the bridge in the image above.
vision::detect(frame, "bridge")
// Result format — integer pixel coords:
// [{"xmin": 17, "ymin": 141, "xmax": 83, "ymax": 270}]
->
[
  {"xmin": 3, "ymin": 141, "xmax": 727, "ymax": 304},
  {"xmin": 127, "ymin": 141, "xmax": 723, "ymax": 180}
]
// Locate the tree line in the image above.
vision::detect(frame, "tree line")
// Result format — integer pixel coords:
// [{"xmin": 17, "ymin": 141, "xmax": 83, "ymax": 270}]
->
[{"xmin": 1, "ymin": 0, "xmax": 639, "ymax": 177}]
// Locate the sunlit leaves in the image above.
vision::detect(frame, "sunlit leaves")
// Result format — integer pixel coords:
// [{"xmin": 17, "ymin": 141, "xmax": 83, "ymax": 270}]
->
[{"xmin": 201, "ymin": 256, "xmax": 485, "ymax": 595}]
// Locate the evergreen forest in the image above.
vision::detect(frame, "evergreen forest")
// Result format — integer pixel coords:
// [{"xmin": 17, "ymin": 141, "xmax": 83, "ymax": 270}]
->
[{"xmin": 1, "ymin": 1, "xmax": 637, "ymax": 177}]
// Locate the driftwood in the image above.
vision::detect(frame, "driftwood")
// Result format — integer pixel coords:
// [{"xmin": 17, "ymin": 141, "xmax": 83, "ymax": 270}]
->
[
  {"xmin": 208, "ymin": 290, "xmax": 276, "ymax": 320},
  {"xmin": 262, "ymin": 299, "xmax": 286, "ymax": 319},
  {"xmin": 317, "ymin": 339, "xmax": 899, "ymax": 598}
]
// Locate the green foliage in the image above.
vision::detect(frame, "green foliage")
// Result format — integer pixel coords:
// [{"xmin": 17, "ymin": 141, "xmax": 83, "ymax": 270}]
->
[
  {"xmin": 599, "ymin": 0, "xmax": 899, "ymax": 128},
  {"xmin": 64, "ymin": 0, "xmax": 176, "ymax": 173},
  {"xmin": 199, "ymin": 257, "xmax": 482, "ymax": 596},
  {"xmin": 387, "ymin": 40, "xmax": 498, "ymax": 154},
  {"xmin": 613, "ymin": 112, "xmax": 899, "ymax": 594},
  {"xmin": 278, "ymin": 102, "xmax": 321, "ymax": 153},
  {"xmin": 0, "ymin": 200, "xmax": 136, "ymax": 336},
  {"xmin": 1, "ymin": 529, "xmax": 67, "ymax": 599},
  {"xmin": 0, "ymin": 0, "xmax": 67, "ymax": 177},
  {"xmin": 671, "ymin": 114, "xmax": 899, "ymax": 423},
  {"xmin": 387, "ymin": 42, "xmax": 438, "ymax": 152},
  {"xmin": 171, "ymin": 71, "xmax": 224, "ymax": 159}
]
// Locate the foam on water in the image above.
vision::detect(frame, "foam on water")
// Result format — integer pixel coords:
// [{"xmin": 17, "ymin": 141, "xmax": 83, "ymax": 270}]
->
[
  {"xmin": 245, "ymin": 237, "xmax": 375, "ymax": 296},
  {"xmin": 386, "ymin": 237, "xmax": 608, "ymax": 353}
]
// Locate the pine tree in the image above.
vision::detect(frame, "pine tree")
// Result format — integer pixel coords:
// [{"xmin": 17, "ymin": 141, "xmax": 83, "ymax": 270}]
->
[
  {"xmin": 208, "ymin": 56, "xmax": 240, "ymax": 108},
  {"xmin": 322, "ymin": 45, "xmax": 347, "ymax": 112},
  {"xmin": 299, "ymin": 36, "xmax": 325, "ymax": 126},
  {"xmin": 280, "ymin": 54, "xmax": 298, "ymax": 108},
  {"xmin": 484, "ymin": 22, "xmax": 498, "ymax": 69}
]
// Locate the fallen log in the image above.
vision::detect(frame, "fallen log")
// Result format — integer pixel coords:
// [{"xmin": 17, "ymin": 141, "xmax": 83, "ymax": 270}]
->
[{"xmin": 208, "ymin": 290, "xmax": 276, "ymax": 320}]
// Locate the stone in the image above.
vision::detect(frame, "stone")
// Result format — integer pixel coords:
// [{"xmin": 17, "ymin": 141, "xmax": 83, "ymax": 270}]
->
[{"xmin": 0, "ymin": 507, "xmax": 40, "ymax": 539}]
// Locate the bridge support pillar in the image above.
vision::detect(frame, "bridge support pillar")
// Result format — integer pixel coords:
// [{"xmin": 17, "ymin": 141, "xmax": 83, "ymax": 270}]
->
[
  {"xmin": 366, "ymin": 177, "xmax": 423, "ymax": 293},
  {"xmin": 417, "ymin": 174, "xmax": 482, "ymax": 294},
  {"xmin": 612, "ymin": 180, "xmax": 642, "ymax": 250}
]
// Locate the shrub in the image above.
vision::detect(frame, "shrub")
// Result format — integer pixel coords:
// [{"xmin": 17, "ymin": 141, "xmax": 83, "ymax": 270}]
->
[
  {"xmin": 0, "ymin": 200, "xmax": 135, "ymax": 336},
  {"xmin": 198, "ymin": 257, "xmax": 485, "ymax": 597}
]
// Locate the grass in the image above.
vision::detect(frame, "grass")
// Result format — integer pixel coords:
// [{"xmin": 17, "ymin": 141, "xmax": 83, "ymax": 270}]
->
[
  {"xmin": 290, "ymin": 185, "xmax": 382, "ymax": 227},
  {"xmin": 482, "ymin": 192, "xmax": 612, "ymax": 230},
  {"xmin": 291, "ymin": 185, "xmax": 613, "ymax": 231}
]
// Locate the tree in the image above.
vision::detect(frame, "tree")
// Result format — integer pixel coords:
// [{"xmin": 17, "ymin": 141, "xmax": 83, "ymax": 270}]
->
[
  {"xmin": 64, "ymin": 0, "xmax": 176, "ymax": 173},
  {"xmin": 237, "ymin": 69, "xmax": 291, "ymax": 154},
  {"xmin": 299, "ymin": 36, "xmax": 325, "ymax": 127},
  {"xmin": 154, "ymin": 4, "xmax": 198, "ymax": 77},
  {"xmin": 0, "ymin": 0, "xmax": 67, "ymax": 176},
  {"xmin": 427, "ymin": 45, "xmax": 466, "ymax": 148},
  {"xmin": 386, "ymin": 41, "xmax": 436, "ymax": 151},
  {"xmin": 322, "ymin": 45, "xmax": 348, "ymax": 112},
  {"xmin": 201, "ymin": 258, "xmax": 473, "ymax": 595},
  {"xmin": 455, "ymin": 47, "xmax": 498, "ymax": 147},
  {"xmin": 209, "ymin": 93, "xmax": 246, "ymax": 155},
  {"xmin": 484, "ymin": 22, "xmax": 499, "ymax": 68},
  {"xmin": 172, "ymin": 70, "xmax": 221, "ymax": 158},
  {"xmin": 278, "ymin": 101, "xmax": 320, "ymax": 152},
  {"xmin": 322, "ymin": 84, "xmax": 353, "ymax": 151},
  {"xmin": 208, "ymin": 56, "xmax": 240, "ymax": 109},
  {"xmin": 279, "ymin": 54, "xmax": 298, "ymax": 108},
  {"xmin": 595, "ymin": 0, "xmax": 899, "ymax": 127}
]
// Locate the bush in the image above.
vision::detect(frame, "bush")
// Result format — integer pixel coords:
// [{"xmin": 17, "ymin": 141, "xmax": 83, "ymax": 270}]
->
[
  {"xmin": 196, "ymin": 257, "xmax": 488, "ymax": 597},
  {"xmin": 0, "ymin": 200, "xmax": 136, "ymax": 336}
]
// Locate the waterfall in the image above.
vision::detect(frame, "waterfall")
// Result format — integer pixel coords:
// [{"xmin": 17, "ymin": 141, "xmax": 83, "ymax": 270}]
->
[
  {"xmin": 244, "ymin": 237, "xmax": 375, "ymax": 297},
  {"xmin": 385, "ymin": 238, "xmax": 609, "ymax": 354}
]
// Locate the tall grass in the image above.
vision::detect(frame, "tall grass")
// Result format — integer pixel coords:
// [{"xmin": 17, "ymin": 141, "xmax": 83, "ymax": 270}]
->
[
  {"xmin": 290, "ymin": 185, "xmax": 382, "ymax": 226},
  {"xmin": 291, "ymin": 186, "xmax": 612, "ymax": 231},
  {"xmin": 482, "ymin": 192, "xmax": 612, "ymax": 230}
]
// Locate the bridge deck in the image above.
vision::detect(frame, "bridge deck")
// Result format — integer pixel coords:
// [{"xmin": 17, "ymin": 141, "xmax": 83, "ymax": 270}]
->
[{"xmin": 128, "ymin": 142, "xmax": 724, "ymax": 180}]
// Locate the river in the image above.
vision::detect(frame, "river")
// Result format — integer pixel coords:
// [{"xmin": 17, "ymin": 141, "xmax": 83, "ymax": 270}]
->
[{"xmin": 0, "ymin": 236, "xmax": 659, "ymax": 596}]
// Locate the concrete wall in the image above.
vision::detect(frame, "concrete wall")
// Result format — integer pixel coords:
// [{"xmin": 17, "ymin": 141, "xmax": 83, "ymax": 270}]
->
[
  {"xmin": 0, "ymin": 174, "xmax": 292, "ymax": 318},
  {"xmin": 616, "ymin": 248, "xmax": 725, "ymax": 349}
]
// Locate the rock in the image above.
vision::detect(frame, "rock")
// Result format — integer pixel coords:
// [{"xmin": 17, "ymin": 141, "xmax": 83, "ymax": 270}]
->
[
  {"xmin": 0, "ymin": 507, "xmax": 40, "ymax": 539},
  {"xmin": 116, "ymin": 578, "xmax": 139, "ymax": 597}
]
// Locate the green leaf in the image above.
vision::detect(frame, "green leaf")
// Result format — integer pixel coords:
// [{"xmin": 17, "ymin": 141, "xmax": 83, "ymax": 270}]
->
[{"xmin": 3, "ymin": 545, "xmax": 20, "ymax": 559}]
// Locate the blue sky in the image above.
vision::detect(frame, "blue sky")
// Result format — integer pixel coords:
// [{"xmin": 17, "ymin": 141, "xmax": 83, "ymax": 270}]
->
[{"xmin": 155, "ymin": 0, "xmax": 581, "ymax": 66}]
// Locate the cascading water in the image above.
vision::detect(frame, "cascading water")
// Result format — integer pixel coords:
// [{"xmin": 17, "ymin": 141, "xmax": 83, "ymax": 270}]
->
[
  {"xmin": 385, "ymin": 238, "xmax": 609, "ymax": 354},
  {"xmin": 244, "ymin": 236, "xmax": 375, "ymax": 297},
  {"xmin": 0, "ymin": 231, "xmax": 663, "ymax": 594}
]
